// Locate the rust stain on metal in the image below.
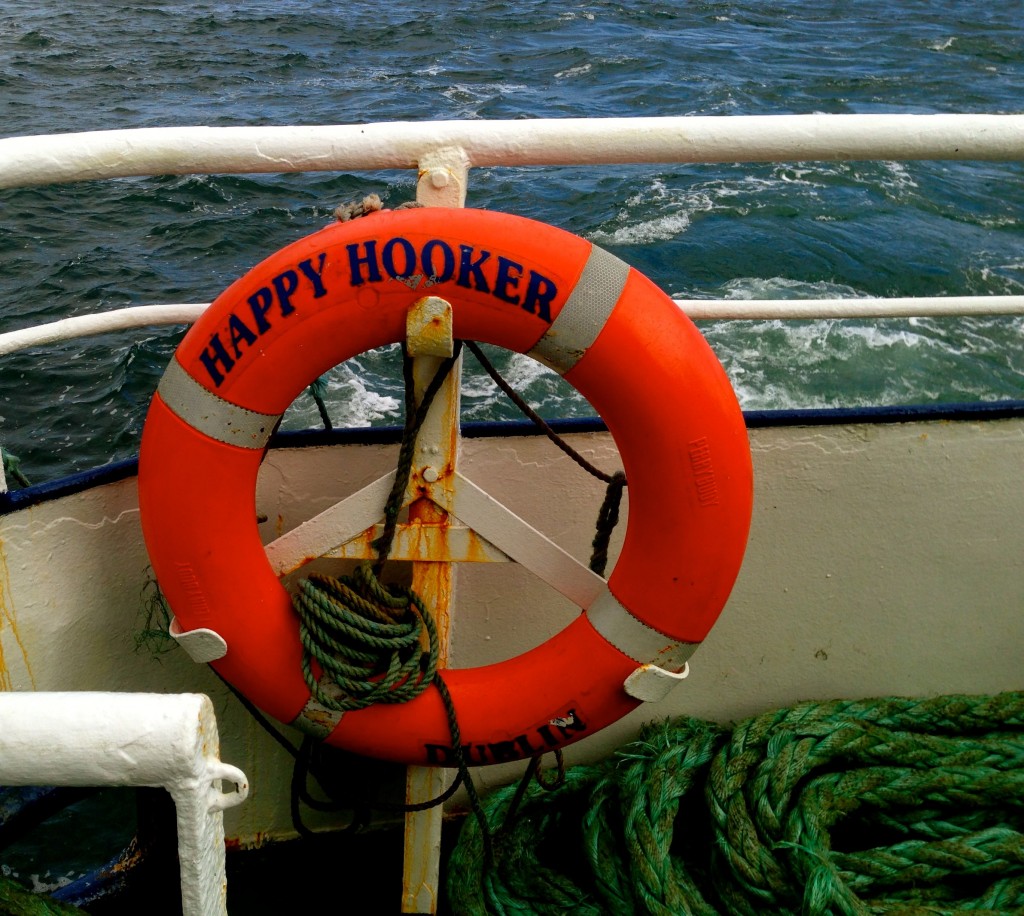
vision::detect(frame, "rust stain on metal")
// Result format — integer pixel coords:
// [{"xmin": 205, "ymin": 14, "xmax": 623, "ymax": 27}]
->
[
  {"xmin": 407, "ymin": 296, "xmax": 455, "ymax": 358},
  {"xmin": 401, "ymin": 836, "xmax": 440, "ymax": 912},
  {"xmin": 408, "ymin": 498, "xmax": 454, "ymax": 662},
  {"xmin": 0, "ymin": 535, "xmax": 35, "ymax": 690},
  {"xmin": 405, "ymin": 498, "xmax": 456, "ymax": 566},
  {"xmin": 225, "ymin": 832, "xmax": 270, "ymax": 851},
  {"xmin": 198, "ymin": 708, "xmax": 211, "ymax": 759},
  {"xmin": 279, "ymin": 554, "xmax": 320, "ymax": 577},
  {"xmin": 346, "ymin": 526, "xmax": 378, "ymax": 556},
  {"xmin": 463, "ymin": 528, "xmax": 491, "ymax": 563}
]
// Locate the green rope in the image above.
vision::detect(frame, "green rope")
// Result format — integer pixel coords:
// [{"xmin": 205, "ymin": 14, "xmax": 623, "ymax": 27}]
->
[
  {"xmin": 0, "ymin": 878, "xmax": 83, "ymax": 915},
  {"xmin": 292, "ymin": 343, "xmax": 463, "ymax": 711},
  {"xmin": 293, "ymin": 565, "xmax": 438, "ymax": 712},
  {"xmin": 589, "ymin": 470, "xmax": 626, "ymax": 576},
  {"xmin": 2, "ymin": 448, "xmax": 31, "ymax": 489},
  {"xmin": 447, "ymin": 690, "xmax": 1024, "ymax": 915}
]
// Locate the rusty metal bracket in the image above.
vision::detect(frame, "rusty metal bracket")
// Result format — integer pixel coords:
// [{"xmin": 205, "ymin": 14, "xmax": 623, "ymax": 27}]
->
[{"xmin": 407, "ymin": 296, "xmax": 454, "ymax": 359}]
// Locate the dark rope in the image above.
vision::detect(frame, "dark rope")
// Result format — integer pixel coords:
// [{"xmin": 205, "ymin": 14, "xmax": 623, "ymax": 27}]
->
[
  {"xmin": 295, "ymin": 344, "xmax": 463, "ymax": 712},
  {"xmin": 589, "ymin": 470, "xmax": 627, "ymax": 576},
  {"xmin": 465, "ymin": 340, "xmax": 622, "ymax": 484},
  {"xmin": 307, "ymin": 375, "xmax": 333, "ymax": 431},
  {"xmin": 373, "ymin": 341, "xmax": 464, "ymax": 571},
  {"xmin": 500, "ymin": 750, "xmax": 566, "ymax": 831},
  {"xmin": 535, "ymin": 748, "xmax": 566, "ymax": 791},
  {"xmin": 283, "ymin": 341, "xmax": 497, "ymax": 849}
]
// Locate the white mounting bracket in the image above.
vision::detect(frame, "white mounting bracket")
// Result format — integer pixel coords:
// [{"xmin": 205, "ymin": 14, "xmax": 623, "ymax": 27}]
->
[
  {"xmin": 623, "ymin": 662, "xmax": 690, "ymax": 703},
  {"xmin": 169, "ymin": 616, "xmax": 228, "ymax": 663}
]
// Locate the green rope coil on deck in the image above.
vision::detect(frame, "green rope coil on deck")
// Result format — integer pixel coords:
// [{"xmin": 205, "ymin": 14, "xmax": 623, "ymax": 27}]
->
[
  {"xmin": 0, "ymin": 878, "xmax": 82, "ymax": 915},
  {"xmin": 292, "ymin": 564, "xmax": 438, "ymax": 711},
  {"xmin": 448, "ymin": 690, "xmax": 1024, "ymax": 915}
]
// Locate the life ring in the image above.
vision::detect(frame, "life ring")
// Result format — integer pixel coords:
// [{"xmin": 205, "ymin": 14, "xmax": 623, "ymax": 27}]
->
[{"xmin": 138, "ymin": 208, "xmax": 752, "ymax": 766}]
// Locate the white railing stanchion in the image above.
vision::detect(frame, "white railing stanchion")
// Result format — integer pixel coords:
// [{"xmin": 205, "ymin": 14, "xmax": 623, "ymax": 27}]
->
[{"xmin": 0, "ymin": 692, "xmax": 248, "ymax": 916}]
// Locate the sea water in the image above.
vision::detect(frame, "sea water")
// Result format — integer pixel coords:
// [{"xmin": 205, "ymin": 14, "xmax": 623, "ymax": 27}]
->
[{"xmin": 1, "ymin": 0, "xmax": 1023, "ymax": 481}]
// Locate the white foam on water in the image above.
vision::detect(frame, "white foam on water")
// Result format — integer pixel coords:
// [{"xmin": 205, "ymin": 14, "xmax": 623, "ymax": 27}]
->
[
  {"xmin": 720, "ymin": 276, "xmax": 868, "ymax": 300},
  {"xmin": 591, "ymin": 211, "xmax": 694, "ymax": 245},
  {"xmin": 591, "ymin": 177, "xmax": 709, "ymax": 244},
  {"xmin": 329, "ymin": 363, "xmax": 401, "ymax": 427},
  {"xmin": 280, "ymin": 358, "xmax": 401, "ymax": 430},
  {"xmin": 462, "ymin": 351, "xmax": 591, "ymax": 421},
  {"xmin": 591, "ymin": 171, "xmax": 833, "ymax": 246},
  {"xmin": 502, "ymin": 352, "xmax": 557, "ymax": 390},
  {"xmin": 690, "ymin": 274, "xmax": 1000, "ymax": 410},
  {"xmin": 441, "ymin": 81, "xmax": 530, "ymax": 105},
  {"xmin": 555, "ymin": 63, "xmax": 593, "ymax": 79}
]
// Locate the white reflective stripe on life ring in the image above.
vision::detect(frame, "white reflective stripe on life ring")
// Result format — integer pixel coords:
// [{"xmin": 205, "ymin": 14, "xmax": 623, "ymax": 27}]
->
[
  {"xmin": 528, "ymin": 245, "xmax": 630, "ymax": 374},
  {"xmin": 586, "ymin": 585, "xmax": 697, "ymax": 672},
  {"xmin": 157, "ymin": 357, "xmax": 281, "ymax": 449}
]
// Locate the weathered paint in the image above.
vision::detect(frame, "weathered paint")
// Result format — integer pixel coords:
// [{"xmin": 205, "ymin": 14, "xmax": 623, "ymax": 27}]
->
[
  {"xmin": 5, "ymin": 115, "xmax": 1024, "ymax": 190},
  {"xmin": 0, "ymin": 535, "xmax": 34, "ymax": 690},
  {"xmin": 401, "ymin": 217, "xmax": 462, "ymax": 912},
  {"xmin": 407, "ymin": 296, "xmax": 455, "ymax": 358},
  {"xmin": 331, "ymin": 519, "xmax": 508, "ymax": 563},
  {"xmin": 402, "ymin": 494, "xmax": 456, "ymax": 913},
  {"xmin": 0, "ymin": 692, "xmax": 247, "ymax": 916}
]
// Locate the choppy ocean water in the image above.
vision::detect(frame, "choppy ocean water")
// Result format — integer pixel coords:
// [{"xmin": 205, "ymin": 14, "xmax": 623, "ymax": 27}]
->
[{"xmin": 1, "ymin": 0, "xmax": 1023, "ymax": 482}]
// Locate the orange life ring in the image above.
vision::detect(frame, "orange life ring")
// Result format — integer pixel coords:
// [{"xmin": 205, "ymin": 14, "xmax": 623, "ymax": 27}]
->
[{"xmin": 138, "ymin": 208, "xmax": 752, "ymax": 766}]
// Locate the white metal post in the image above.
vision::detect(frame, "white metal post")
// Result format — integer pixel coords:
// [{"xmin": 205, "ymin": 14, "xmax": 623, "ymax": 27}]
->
[
  {"xmin": 0, "ymin": 692, "xmax": 248, "ymax": 916},
  {"xmin": 400, "ymin": 150, "xmax": 468, "ymax": 915}
]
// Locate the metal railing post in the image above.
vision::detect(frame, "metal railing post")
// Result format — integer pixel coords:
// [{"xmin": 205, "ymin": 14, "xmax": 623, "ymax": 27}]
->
[{"xmin": 0, "ymin": 692, "xmax": 248, "ymax": 916}]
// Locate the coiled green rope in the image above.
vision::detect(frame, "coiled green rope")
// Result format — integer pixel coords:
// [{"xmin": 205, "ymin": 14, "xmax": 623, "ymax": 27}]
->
[
  {"xmin": 292, "ymin": 565, "xmax": 438, "ymax": 712},
  {"xmin": 447, "ymin": 691, "xmax": 1024, "ymax": 915}
]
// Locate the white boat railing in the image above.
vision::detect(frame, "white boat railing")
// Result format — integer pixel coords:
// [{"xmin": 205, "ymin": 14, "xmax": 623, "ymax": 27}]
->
[
  {"xmin": 2, "ymin": 293, "xmax": 1024, "ymax": 360},
  {"xmin": 2, "ymin": 115, "xmax": 1024, "ymax": 187},
  {"xmin": 2, "ymin": 114, "xmax": 1023, "ymax": 357}
]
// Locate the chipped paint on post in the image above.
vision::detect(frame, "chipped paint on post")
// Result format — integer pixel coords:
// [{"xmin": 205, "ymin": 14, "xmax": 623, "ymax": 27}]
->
[
  {"xmin": 407, "ymin": 297, "xmax": 455, "ymax": 358},
  {"xmin": 401, "ymin": 350, "xmax": 461, "ymax": 912},
  {"xmin": 401, "ymin": 166, "xmax": 465, "ymax": 909}
]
